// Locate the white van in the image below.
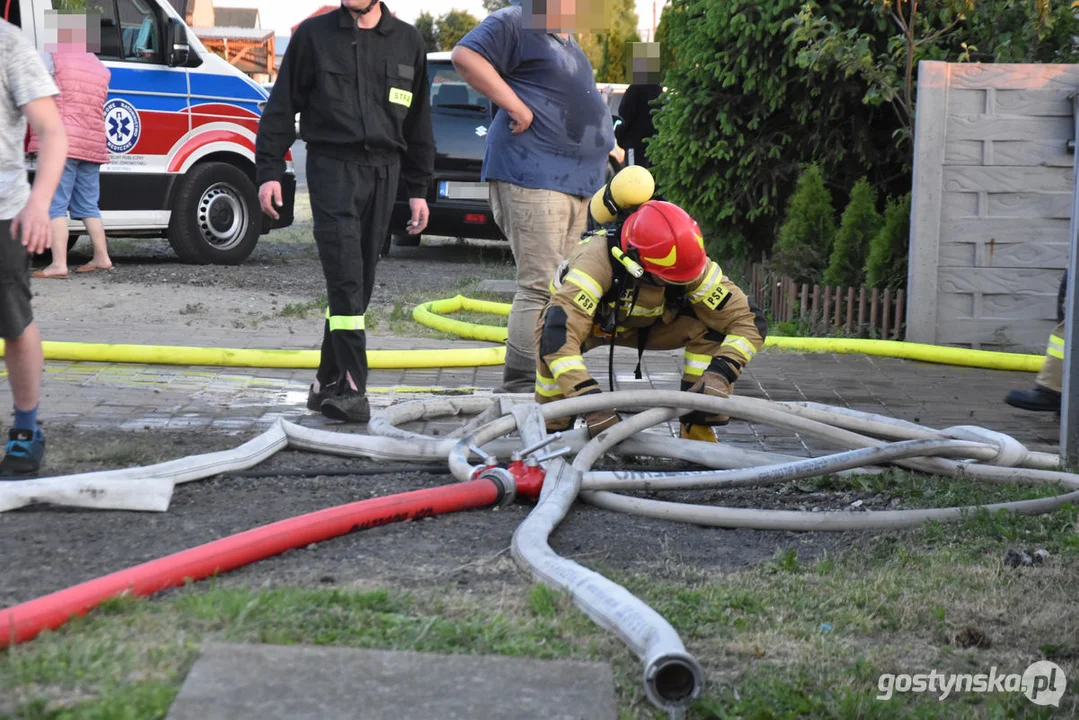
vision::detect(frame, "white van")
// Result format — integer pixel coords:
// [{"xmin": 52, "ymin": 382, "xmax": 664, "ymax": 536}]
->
[{"xmin": 9, "ymin": 0, "xmax": 296, "ymax": 265}]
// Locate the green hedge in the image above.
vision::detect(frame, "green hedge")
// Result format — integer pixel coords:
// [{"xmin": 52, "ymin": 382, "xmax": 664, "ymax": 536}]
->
[
  {"xmin": 823, "ymin": 178, "xmax": 881, "ymax": 288},
  {"xmin": 864, "ymin": 193, "xmax": 911, "ymax": 290},
  {"xmin": 773, "ymin": 165, "xmax": 835, "ymax": 285}
]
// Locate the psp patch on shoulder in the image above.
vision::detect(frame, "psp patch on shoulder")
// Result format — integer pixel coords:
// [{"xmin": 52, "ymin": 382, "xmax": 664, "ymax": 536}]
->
[
  {"xmin": 574, "ymin": 290, "xmax": 598, "ymax": 315},
  {"xmin": 702, "ymin": 285, "xmax": 730, "ymax": 311}
]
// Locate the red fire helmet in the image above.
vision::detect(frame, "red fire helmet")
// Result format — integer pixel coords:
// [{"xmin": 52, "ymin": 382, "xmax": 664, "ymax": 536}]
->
[{"xmin": 620, "ymin": 201, "xmax": 708, "ymax": 283}]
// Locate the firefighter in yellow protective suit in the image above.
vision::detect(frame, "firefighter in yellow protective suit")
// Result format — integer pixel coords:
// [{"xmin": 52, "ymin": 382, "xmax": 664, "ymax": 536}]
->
[
  {"xmin": 1006, "ymin": 271, "xmax": 1067, "ymax": 413},
  {"xmin": 534, "ymin": 166, "xmax": 768, "ymax": 441}
]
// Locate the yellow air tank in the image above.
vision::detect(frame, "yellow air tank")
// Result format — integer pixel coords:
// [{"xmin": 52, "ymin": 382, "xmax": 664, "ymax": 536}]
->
[{"xmin": 589, "ymin": 165, "xmax": 656, "ymax": 224}]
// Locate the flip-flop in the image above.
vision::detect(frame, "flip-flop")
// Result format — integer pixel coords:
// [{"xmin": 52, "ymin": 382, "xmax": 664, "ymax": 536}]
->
[
  {"xmin": 32, "ymin": 270, "xmax": 68, "ymax": 279},
  {"xmin": 75, "ymin": 264, "xmax": 113, "ymax": 273}
]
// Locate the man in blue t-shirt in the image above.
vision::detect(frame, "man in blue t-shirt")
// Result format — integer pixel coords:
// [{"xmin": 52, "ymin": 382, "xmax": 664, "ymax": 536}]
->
[{"xmin": 452, "ymin": 0, "xmax": 614, "ymax": 392}]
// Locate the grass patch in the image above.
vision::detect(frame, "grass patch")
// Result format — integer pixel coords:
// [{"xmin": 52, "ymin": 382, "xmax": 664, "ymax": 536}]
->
[
  {"xmin": 276, "ymin": 299, "xmax": 324, "ymax": 319},
  {"xmin": 178, "ymin": 303, "xmax": 205, "ymax": 316},
  {"xmin": 4, "ymin": 478, "xmax": 1077, "ymax": 718},
  {"xmin": 387, "ymin": 278, "xmax": 512, "ymax": 338}
]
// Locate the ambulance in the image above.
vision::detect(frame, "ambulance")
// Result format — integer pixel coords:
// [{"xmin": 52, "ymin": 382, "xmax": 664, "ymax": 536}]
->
[{"xmin": 8, "ymin": 0, "xmax": 296, "ymax": 265}]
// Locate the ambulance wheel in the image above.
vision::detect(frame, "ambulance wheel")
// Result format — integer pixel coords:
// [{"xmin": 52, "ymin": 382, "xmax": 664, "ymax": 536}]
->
[{"xmin": 168, "ymin": 162, "xmax": 260, "ymax": 265}]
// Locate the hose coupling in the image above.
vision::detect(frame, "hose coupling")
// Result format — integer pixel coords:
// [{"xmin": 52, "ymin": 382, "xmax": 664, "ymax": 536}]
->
[
  {"xmin": 643, "ymin": 650, "xmax": 705, "ymax": 712},
  {"xmin": 474, "ymin": 466, "xmax": 516, "ymax": 506}
]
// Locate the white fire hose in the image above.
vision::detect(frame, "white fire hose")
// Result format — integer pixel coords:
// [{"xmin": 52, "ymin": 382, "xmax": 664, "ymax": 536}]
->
[{"xmin": 3, "ymin": 390, "xmax": 1074, "ymax": 716}]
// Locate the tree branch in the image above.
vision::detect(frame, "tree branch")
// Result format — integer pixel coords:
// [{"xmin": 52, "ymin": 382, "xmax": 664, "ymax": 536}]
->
[{"xmin": 914, "ymin": 17, "xmax": 963, "ymax": 48}]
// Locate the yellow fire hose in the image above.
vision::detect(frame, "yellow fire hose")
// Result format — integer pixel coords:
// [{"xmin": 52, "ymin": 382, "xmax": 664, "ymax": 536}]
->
[
  {"xmin": 0, "ymin": 294, "xmax": 1043, "ymax": 372},
  {"xmin": 412, "ymin": 295, "xmax": 1045, "ymax": 373},
  {"xmin": 0, "ymin": 340, "xmax": 505, "ymax": 370}
]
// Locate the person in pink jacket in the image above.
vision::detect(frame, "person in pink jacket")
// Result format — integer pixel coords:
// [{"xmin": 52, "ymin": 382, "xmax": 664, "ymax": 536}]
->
[{"xmin": 30, "ymin": 13, "xmax": 111, "ymax": 279}]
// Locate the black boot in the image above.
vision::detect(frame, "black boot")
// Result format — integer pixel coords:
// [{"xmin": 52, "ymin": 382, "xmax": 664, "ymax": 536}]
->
[
  {"xmin": 320, "ymin": 389, "xmax": 371, "ymax": 423},
  {"xmin": 1005, "ymin": 386, "xmax": 1061, "ymax": 412},
  {"xmin": 306, "ymin": 381, "xmax": 337, "ymax": 411}
]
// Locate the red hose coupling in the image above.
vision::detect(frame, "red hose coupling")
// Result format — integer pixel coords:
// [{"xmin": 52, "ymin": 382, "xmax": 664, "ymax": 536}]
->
[
  {"xmin": 473, "ymin": 466, "xmax": 517, "ymax": 506},
  {"xmin": 508, "ymin": 460, "xmax": 546, "ymax": 501}
]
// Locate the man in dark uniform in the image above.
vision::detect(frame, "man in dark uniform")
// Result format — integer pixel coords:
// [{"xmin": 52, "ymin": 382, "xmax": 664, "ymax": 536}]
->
[{"xmin": 256, "ymin": 0, "xmax": 434, "ymax": 422}]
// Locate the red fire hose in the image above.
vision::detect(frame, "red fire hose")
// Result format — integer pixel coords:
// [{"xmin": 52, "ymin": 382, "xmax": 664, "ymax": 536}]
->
[{"xmin": 1, "ymin": 478, "xmax": 503, "ymax": 649}]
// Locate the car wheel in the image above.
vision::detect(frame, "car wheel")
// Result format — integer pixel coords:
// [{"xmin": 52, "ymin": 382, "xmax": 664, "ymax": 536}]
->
[
  {"xmin": 392, "ymin": 232, "xmax": 421, "ymax": 247},
  {"xmin": 168, "ymin": 162, "xmax": 260, "ymax": 265}
]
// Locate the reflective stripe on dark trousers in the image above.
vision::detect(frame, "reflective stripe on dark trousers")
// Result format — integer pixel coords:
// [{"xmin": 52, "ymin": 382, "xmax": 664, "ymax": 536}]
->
[{"xmin": 307, "ymin": 151, "xmax": 400, "ymax": 393}]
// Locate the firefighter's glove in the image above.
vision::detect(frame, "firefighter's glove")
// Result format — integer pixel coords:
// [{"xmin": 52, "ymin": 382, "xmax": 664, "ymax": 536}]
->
[
  {"xmin": 689, "ymin": 371, "xmax": 732, "ymax": 399},
  {"xmin": 686, "ymin": 371, "xmax": 732, "ymax": 426},
  {"xmin": 584, "ymin": 410, "xmax": 621, "ymax": 439}
]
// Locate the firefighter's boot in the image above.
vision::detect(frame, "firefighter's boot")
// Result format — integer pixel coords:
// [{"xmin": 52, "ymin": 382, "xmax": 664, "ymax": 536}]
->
[
  {"xmin": 680, "ymin": 423, "xmax": 718, "ymax": 442},
  {"xmin": 1005, "ymin": 386, "xmax": 1061, "ymax": 413}
]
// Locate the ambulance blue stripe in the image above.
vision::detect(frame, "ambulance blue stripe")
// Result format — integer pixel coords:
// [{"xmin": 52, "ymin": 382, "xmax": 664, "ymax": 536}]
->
[
  {"xmin": 107, "ymin": 67, "xmax": 187, "ymax": 95},
  {"xmin": 106, "ymin": 67, "xmax": 266, "ymax": 101},
  {"xmin": 108, "ymin": 92, "xmax": 189, "ymax": 112},
  {"xmin": 190, "ymin": 74, "xmax": 267, "ymax": 101}
]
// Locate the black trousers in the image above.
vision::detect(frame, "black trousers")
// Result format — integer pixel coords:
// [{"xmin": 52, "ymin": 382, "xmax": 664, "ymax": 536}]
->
[{"xmin": 307, "ymin": 151, "xmax": 400, "ymax": 394}]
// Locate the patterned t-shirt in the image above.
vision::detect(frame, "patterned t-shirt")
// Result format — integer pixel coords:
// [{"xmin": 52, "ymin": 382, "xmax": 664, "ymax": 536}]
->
[{"xmin": 0, "ymin": 19, "xmax": 59, "ymax": 221}]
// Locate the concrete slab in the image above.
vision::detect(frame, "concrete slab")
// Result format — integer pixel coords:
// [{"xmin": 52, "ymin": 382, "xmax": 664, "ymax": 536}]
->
[
  {"xmin": 166, "ymin": 642, "xmax": 617, "ymax": 720},
  {"xmin": 475, "ymin": 279, "xmax": 517, "ymax": 298}
]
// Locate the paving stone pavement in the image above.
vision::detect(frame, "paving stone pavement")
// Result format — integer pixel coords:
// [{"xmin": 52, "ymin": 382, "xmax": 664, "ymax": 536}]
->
[
  {"xmin": 2, "ymin": 323, "xmax": 1063, "ymax": 457},
  {"xmin": 165, "ymin": 643, "xmax": 617, "ymax": 720}
]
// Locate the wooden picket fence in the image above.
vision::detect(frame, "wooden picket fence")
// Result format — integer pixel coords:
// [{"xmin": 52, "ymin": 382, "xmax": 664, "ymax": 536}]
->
[{"xmin": 741, "ymin": 262, "xmax": 906, "ymax": 340}]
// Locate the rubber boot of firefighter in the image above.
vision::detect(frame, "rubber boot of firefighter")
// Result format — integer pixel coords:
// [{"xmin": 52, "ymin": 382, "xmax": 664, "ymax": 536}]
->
[
  {"xmin": 1005, "ymin": 386, "xmax": 1061, "ymax": 413},
  {"xmin": 680, "ymin": 423, "xmax": 718, "ymax": 442}
]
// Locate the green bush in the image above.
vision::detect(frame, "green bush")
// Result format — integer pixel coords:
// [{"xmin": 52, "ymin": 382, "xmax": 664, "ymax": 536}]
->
[
  {"xmin": 864, "ymin": 193, "xmax": 911, "ymax": 289},
  {"xmin": 650, "ymin": 0, "xmax": 1079, "ymax": 264},
  {"xmin": 823, "ymin": 177, "xmax": 881, "ymax": 287},
  {"xmin": 788, "ymin": 1, "xmax": 1079, "ymax": 147},
  {"xmin": 773, "ymin": 165, "xmax": 835, "ymax": 285},
  {"xmin": 596, "ymin": 0, "xmax": 641, "ymax": 83},
  {"xmin": 648, "ymin": 0, "xmax": 902, "ymax": 261},
  {"xmin": 653, "ymin": 4, "xmax": 678, "ymax": 74}
]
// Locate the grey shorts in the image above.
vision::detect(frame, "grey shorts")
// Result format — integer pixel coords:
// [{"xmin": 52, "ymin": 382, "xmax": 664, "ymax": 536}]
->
[{"xmin": 0, "ymin": 219, "xmax": 33, "ymax": 340}]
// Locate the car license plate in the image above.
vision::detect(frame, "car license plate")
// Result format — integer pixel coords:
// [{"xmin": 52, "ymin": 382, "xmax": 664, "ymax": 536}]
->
[{"xmin": 438, "ymin": 181, "xmax": 488, "ymax": 201}]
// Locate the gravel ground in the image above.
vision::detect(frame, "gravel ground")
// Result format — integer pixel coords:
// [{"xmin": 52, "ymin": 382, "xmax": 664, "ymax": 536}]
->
[
  {"xmin": 28, "ymin": 221, "xmax": 515, "ymax": 335},
  {"xmin": 39, "ymin": 225, "xmax": 515, "ymax": 305}
]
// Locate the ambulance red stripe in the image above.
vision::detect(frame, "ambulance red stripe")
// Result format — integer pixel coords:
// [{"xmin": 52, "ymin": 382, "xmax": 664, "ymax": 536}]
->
[{"xmin": 167, "ymin": 130, "xmax": 256, "ymax": 173}]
